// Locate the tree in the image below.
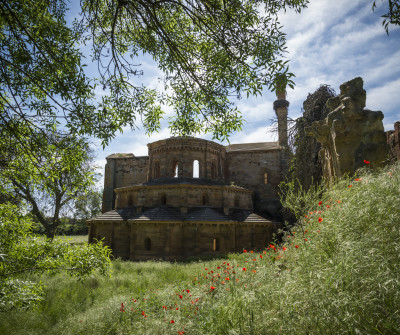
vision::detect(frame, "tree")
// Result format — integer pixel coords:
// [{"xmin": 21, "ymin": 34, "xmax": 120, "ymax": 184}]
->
[
  {"xmin": 0, "ymin": 202, "xmax": 111, "ymax": 312},
  {"xmin": 0, "ymin": 126, "xmax": 98, "ymax": 238},
  {"xmin": 1, "ymin": 0, "xmax": 309, "ymax": 148}
]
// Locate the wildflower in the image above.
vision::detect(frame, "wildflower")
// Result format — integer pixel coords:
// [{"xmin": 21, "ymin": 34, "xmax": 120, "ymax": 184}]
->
[
  {"xmin": 326, "ymin": 205, "xmax": 330, "ymax": 208},
  {"xmin": 318, "ymin": 201, "xmax": 322, "ymax": 205},
  {"xmin": 186, "ymin": 289, "xmax": 190, "ymax": 293},
  {"xmin": 337, "ymin": 200, "xmax": 341, "ymax": 203},
  {"xmin": 225, "ymin": 277, "xmax": 230, "ymax": 281},
  {"xmin": 363, "ymin": 160, "xmax": 370, "ymax": 164},
  {"xmin": 252, "ymin": 270, "xmax": 257, "ymax": 273},
  {"xmin": 179, "ymin": 295, "xmax": 183, "ymax": 299},
  {"xmin": 260, "ymin": 255, "xmax": 263, "ymax": 258},
  {"xmin": 243, "ymin": 267, "xmax": 247, "ymax": 271},
  {"xmin": 317, "ymin": 230, "xmax": 320, "ymax": 233},
  {"xmin": 304, "ymin": 239, "xmax": 308, "ymax": 242},
  {"xmin": 120, "ymin": 303, "xmax": 125, "ymax": 312},
  {"xmin": 305, "ymin": 215, "xmax": 308, "ymax": 218},
  {"xmin": 282, "ymin": 247, "xmax": 287, "ymax": 251},
  {"xmin": 210, "ymin": 286, "xmax": 216, "ymax": 290},
  {"xmin": 349, "ymin": 185, "xmax": 352, "ymax": 188},
  {"xmin": 250, "ymin": 250, "xmax": 254, "ymax": 253},
  {"xmin": 355, "ymin": 178, "xmax": 361, "ymax": 181},
  {"xmin": 171, "ymin": 320, "xmax": 175, "ymax": 324},
  {"xmin": 295, "ymin": 245, "xmax": 299, "ymax": 248},
  {"xmin": 318, "ymin": 217, "xmax": 323, "ymax": 223},
  {"xmin": 243, "ymin": 250, "xmax": 247, "ymax": 253}
]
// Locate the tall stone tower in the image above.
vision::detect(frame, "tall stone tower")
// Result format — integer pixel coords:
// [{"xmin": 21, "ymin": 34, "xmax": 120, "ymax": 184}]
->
[{"xmin": 273, "ymin": 89, "xmax": 289, "ymax": 147}]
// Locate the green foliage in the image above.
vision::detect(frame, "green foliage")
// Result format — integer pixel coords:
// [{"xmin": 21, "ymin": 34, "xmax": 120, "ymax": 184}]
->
[
  {"xmin": 79, "ymin": 0, "xmax": 308, "ymax": 140},
  {"xmin": 372, "ymin": 0, "xmax": 400, "ymax": 34},
  {"xmin": 0, "ymin": 126, "xmax": 98, "ymax": 238},
  {"xmin": 0, "ymin": 202, "xmax": 111, "ymax": 312}
]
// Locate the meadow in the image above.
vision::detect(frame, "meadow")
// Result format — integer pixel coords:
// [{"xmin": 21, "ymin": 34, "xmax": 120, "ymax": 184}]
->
[{"xmin": 1, "ymin": 162, "xmax": 399, "ymax": 335}]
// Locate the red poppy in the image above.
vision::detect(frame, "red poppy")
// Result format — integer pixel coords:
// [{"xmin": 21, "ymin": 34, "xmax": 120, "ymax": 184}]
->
[
  {"xmin": 355, "ymin": 178, "xmax": 361, "ymax": 181},
  {"xmin": 259, "ymin": 255, "xmax": 263, "ymax": 258},
  {"xmin": 179, "ymin": 295, "xmax": 183, "ymax": 299},
  {"xmin": 318, "ymin": 217, "xmax": 323, "ymax": 223},
  {"xmin": 250, "ymin": 251, "xmax": 254, "ymax": 253},
  {"xmin": 225, "ymin": 277, "xmax": 230, "ymax": 281},
  {"xmin": 243, "ymin": 250, "xmax": 247, "ymax": 253},
  {"xmin": 326, "ymin": 205, "xmax": 330, "ymax": 208},
  {"xmin": 304, "ymin": 239, "xmax": 308, "ymax": 241},
  {"xmin": 210, "ymin": 286, "xmax": 216, "ymax": 290},
  {"xmin": 171, "ymin": 320, "xmax": 175, "ymax": 324},
  {"xmin": 282, "ymin": 247, "xmax": 287, "ymax": 251},
  {"xmin": 349, "ymin": 185, "xmax": 352, "ymax": 188},
  {"xmin": 318, "ymin": 201, "xmax": 322, "ymax": 205},
  {"xmin": 295, "ymin": 245, "xmax": 299, "ymax": 248},
  {"xmin": 243, "ymin": 267, "xmax": 247, "ymax": 271},
  {"xmin": 363, "ymin": 160, "xmax": 370, "ymax": 164}
]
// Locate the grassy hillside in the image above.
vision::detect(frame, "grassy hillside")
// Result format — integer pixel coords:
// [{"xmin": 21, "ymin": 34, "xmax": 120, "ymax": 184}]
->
[{"xmin": 1, "ymin": 162, "xmax": 399, "ymax": 335}]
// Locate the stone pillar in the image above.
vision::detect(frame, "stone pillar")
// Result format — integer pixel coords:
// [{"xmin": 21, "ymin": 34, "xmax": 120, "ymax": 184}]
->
[
  {"xmin": 273, "ymin": 90, "xmax": 289, "ymax": 147},
  {"xmin": 102, "ymin": 158, "xmax": 116, "ymax": 213}
]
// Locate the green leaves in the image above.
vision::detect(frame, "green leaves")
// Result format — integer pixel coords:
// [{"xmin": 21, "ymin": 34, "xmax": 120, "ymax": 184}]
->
[{"xmin": 0, "ymin": 202, "xmax": 111, "ymax": 311}]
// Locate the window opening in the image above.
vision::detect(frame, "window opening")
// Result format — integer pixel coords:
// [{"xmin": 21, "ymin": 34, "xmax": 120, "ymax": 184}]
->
[
  {"xmin": 128, "ymin": 194, "xmax": 134, "ymax": 207},
  {"xmin": 213, "ymin": 238, "xmax": 220, "ymax": 251},
  {"xmin": 161, "ymin": 194, "xmax": 166, "ymax": 205},
  {"xmin": 154, "ymin": 161, "xmax": 160, "ymax": 179},
  {"xmin": 264, "ymin": 172, "xmax": 268, "ymax": 184},
  {"xmin": 234, "ymin": 196, "xmax": 240, "ymax": 208},
  {"xmin": 173, "ymin": 162, "xmax": 179, "ymax": 178},
  {"xmin": 144, "ymin": 237, "xmax": 151, "ymax": 251},
  {"xmin": 211, "ymin": 161, "xmax": 217, "ymax": 179},
  {"xmin": 202, "ymin": 194, "xmax": 209, "ymax": 206},
  {"xmin": 193, "ymin": 160, "xmax": 199, "ymax": 178}
]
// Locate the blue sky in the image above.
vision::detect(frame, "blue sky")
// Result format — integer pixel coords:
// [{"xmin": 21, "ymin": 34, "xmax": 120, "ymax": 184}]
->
[{"xmin": 71, "ymin": 0, "xmax": 400, "ymax": 183}]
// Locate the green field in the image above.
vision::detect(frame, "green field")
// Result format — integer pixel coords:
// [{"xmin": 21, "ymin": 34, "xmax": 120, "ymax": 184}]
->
[{"xmin": 1, "ymin": 162, "xmax": 399, "ymax": 335}]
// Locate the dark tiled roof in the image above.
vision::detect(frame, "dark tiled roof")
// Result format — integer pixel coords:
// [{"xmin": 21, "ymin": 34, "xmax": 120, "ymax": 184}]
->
[{"xmin": 90, "ymin": 206, "xmax": 272, "ymax": 224}]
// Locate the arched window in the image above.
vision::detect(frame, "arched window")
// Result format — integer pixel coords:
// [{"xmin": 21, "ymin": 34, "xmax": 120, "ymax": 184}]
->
[
  {"xmin": 161, "ymin": 193, "xmax": 167, "ymax": 205},
  {"xmin": 202, "ymin": 194, "xmax": 209, "ymax": 205},
  {"xmin": 211, "ymin": 161, "xmax": 217, "ymax": 179},
  {"xmin": 144, "ymin": 237, "xmax": 151, "ymax": 251},
  {"xmin": 128, "ymin": 194, "xmax": 134, "ymax": 207},
  {"xmin": 193, "ymin": 160, "xmax": 199, "ymax": 178},
  {"xmin": 173, "ymin": 161, "xmax": 179, "ymax": 178},
  {"xmin": 213, "ymin": 238, "xmax": 220, "ymax": 251},
  {"xmin": 154, "ymin": 161, "xmax": 160, "ymax": 179},
  {"xmin": 264, "ymin": 172, "xmax": 268, "ymax": 184},
  {"xmin": 234, "ymin": 196, "xmax": 240, "ymax": 208}
]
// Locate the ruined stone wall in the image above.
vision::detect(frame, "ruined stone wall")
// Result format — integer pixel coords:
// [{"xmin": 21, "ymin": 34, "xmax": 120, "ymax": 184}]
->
[
  {"xmin": 307, "ymin": 77, "xmax": 388, "ymax": 182},
  {"xmin": 227, "ymin": 150, "xmax": 282, "ymax": 218},
  {"xmin": 89, "ymin": 221, "xmax": 275, "ymax": 261},
  {"xmin": 386, "ymin": 121, "xmax": 400, "ymax": 161},
  {"xmin": 102, "ymin": 155, "xmax": 148, "ymax": 213}
]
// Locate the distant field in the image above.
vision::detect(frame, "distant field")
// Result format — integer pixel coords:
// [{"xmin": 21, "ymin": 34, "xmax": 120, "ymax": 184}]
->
[{"xmin": 34, "ymin": 234, "xmax": 88, "ymax": 245}]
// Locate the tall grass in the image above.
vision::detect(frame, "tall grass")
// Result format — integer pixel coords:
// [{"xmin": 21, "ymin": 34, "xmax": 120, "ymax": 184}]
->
[{"xmin": 1, "ymin": 162, "xmax": 399, "ymax": 334}]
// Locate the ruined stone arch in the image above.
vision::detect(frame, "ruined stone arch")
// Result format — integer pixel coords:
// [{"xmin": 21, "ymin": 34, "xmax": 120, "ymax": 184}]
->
[{"xmin": 172, "ymin": 160, "xmax": 179, "ymax": 178}]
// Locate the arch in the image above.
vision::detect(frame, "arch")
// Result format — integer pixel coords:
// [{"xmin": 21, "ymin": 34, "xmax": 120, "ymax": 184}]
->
[
  {"xmin": 202, "ymin": 193, "xmax": 209, "ymax": 206},
  {"xmin": 161, "ymin": 193, "xmax": 167, "ymax": 205},
  {"xmin": 154, "ymin": 161, "xmax": 160, "ymax": 179},
  {"xmin": 193, "ymin": 160, "xmax": 199, "ymax": 178},
  {"xmin": 128, "ymin": 194, "xmax": 134, "ymax": 207},
  {"xmin": 144, "ymin": 237, "xmax": 151, "ymax": 251},
  {"xmin": 213, "ymin": 238, "xmax": 220, "ymax": 251},
  {"xmin": 211, "ymin": 161, "xmax": 217, "ymax": 179},
  {"xmin": 173, "ymin": 161, "xmax": 179, "ymax": 178}
]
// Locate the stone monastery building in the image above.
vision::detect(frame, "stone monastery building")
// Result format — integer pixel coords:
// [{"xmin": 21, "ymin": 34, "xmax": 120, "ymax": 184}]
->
[{"xmin": 87, "ymin": 92, "xmax": 290, "ymax": 261}]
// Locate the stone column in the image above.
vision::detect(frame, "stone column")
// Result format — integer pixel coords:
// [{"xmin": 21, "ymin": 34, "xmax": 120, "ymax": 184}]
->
[{"xmin": 273, "ymin": 90, "xmax": 289, "ymax": 148}]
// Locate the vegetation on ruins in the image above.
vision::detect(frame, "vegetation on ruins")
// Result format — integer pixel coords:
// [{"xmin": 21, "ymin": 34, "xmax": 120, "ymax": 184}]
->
[
  {"xmin": 287, "ymin": 85, "xmax": 337, "ymax": 190},
  {"xmin": 1, "ymin": 161, "xmax": 398, "ymax": 333}
]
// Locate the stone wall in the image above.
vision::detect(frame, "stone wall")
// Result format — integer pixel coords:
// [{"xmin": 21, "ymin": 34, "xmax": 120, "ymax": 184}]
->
[
  {"xmin": 306, "ymin": 77, "xmax": 388, "ymax": 182},
  {"xmin": 226, "ymin": 149, "xmax": 283, "ymax": 218},
  {"xmin": 102, "ymin": 155, "xmax": 148, "ymax": 213},
  {"xmin": 386, "ymin": 121, "xmax": 400, "ymax": 161},
  {"xmin": 89, "ymin": 220, "xmax": 275, "ymax": 261}
]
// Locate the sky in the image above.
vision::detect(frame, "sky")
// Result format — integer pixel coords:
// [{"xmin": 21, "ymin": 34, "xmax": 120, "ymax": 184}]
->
[{"xmin": 71, "ymin": 0, "xmax": 400, "ymax": 184}]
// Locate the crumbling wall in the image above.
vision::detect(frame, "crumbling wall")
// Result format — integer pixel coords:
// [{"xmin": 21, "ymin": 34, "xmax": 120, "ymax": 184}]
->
[{"xmin": 307, "ymin": 77, "xmax": 388, "ymax": 181}]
